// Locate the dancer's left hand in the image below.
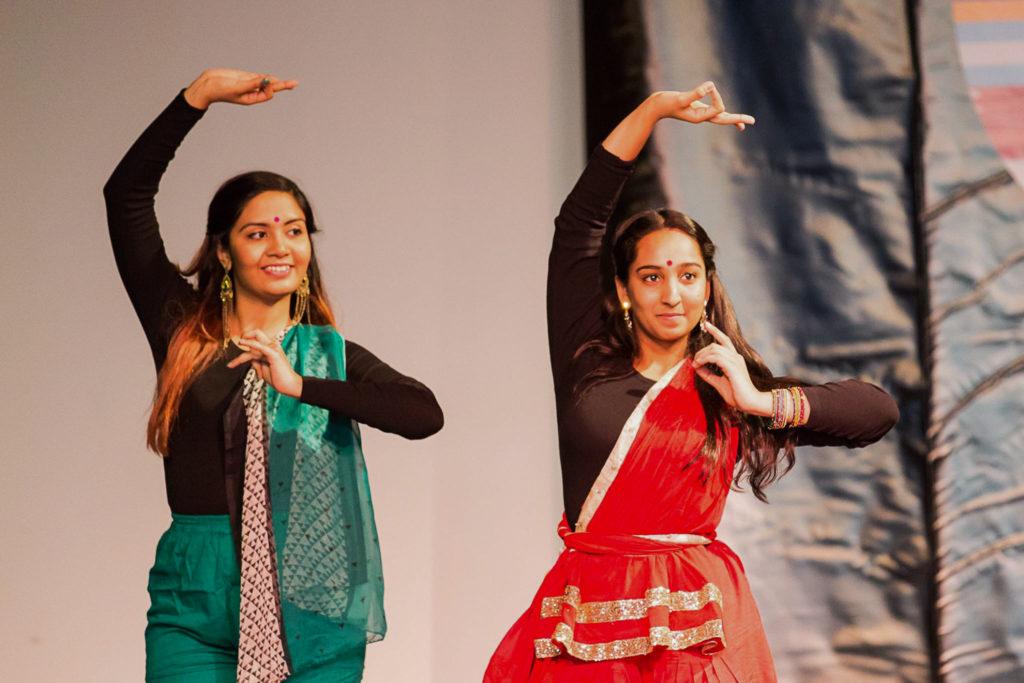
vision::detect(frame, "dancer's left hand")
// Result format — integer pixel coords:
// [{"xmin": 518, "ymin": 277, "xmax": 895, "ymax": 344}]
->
[
  {"xmin": 693, "ymin": 322, "xmax": 772, "ymax": 416},
  {"xmin": 227, "ymin": 329, "xmax": 303, "ymax": 398}
]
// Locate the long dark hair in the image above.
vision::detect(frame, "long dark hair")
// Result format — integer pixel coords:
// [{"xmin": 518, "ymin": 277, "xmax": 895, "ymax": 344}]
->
[
  {"xmin": 574, "ymin": 209, "xmax": 798, "ymax": 501},
  {"xmin": 147, "ymin": 171, "xmax": 337, "ymax": 455}
]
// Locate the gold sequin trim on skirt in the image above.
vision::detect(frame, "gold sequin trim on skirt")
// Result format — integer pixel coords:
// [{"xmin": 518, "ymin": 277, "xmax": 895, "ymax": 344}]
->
[
  {"xmin": 539, "ymin": 583, "xmax": 722, "ymax": 623},
  {"xmin": 533, "ymin": 619, "xmax": 725, "ymax": 661}
]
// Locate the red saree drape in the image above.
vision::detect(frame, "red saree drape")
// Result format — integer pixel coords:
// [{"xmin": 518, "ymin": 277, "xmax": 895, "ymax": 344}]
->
[{"xmin": 484, "ymin": 361, "xmax": 777, "ymax": 682}]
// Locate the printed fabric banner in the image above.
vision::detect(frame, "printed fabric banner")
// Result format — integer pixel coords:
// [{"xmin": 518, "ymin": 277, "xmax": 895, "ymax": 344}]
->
[{"xmin": 583, "ymin": 1, "xmax": 1024, "ymax": 680}]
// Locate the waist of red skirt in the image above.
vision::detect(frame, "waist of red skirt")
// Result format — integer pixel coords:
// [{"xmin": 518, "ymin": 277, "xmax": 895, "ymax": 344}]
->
[
  {"xmin": 531, "ymin": 517, "xmax": 728, "ymax": 662},
  {"xmin": 558, "ymin": 515, "xmax": 716, "ymax": 555}
]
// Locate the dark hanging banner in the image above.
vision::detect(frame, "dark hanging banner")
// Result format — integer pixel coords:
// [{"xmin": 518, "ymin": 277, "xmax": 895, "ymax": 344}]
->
[
  {"xmin": 916, "ymin": 1, "xmax": 1024, "ymax": 681},
  {"xmin": 584, "ymin": 0, "xmax": 1024, "ymax": 680}
]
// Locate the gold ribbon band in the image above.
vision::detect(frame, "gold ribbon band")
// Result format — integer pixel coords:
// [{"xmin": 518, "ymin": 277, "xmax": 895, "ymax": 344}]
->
[{"xmin": 534, "ymin": 619, "xmax": 725, "ymax": 661}]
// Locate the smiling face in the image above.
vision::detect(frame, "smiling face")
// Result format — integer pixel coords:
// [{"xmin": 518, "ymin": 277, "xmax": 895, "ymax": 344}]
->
[
  {"xmin": 615, "ymin": 228, "xmax": 710, "ymax": 348},
  {"xmin": 217, "ymin": 191, "xmax": 311, "ymax": 304}
]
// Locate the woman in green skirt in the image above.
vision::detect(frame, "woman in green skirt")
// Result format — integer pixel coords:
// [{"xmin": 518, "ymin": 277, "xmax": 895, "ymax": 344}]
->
[{"xmin": 105, "ymin": 68, "xmax": 444, "ymax": 682}]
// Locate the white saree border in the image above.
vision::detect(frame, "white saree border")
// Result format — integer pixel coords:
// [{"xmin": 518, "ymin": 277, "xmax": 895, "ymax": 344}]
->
[{"xmin": 574, "ymin": 360, "xmax": 685, "ymax": 532}]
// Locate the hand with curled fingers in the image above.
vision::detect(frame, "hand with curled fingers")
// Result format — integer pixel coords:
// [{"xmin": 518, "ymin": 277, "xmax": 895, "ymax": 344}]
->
[
  {"xmin": 183, "ymin": 68, "xmax": 298, "ymax": 111},
  {"xmin": 693, "ymin": 322, "xmax": 773, "ymax": 417},
  {"xmin": 226, "ymin": 329, "xmax": 303, "ymax": 398},
  {"xmin": 648, "ymin": 82, "xmax": 755, "ymax": 131}
]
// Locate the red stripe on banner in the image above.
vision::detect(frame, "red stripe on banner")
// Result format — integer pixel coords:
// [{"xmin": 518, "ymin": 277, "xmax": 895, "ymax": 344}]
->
[{"xmin": 971, "ymin": 86, "xmax": 1024, "ymax": 157}]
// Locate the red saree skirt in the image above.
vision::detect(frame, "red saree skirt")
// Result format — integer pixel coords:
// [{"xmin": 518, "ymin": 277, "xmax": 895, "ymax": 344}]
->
[{"xmin": 485, "ymin": 361, "xmax": 777, "ymax": 682}]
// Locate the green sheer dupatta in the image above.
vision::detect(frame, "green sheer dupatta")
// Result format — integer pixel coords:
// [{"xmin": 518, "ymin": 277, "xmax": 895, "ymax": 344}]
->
[{"xmin": 266, "ymin": 325, "xmax": 385, "ymax": 668}]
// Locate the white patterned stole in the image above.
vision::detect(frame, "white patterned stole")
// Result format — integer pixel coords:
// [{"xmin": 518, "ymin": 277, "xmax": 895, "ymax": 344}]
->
[
  {"xmin": 574, "ymin": 361, "xmax": 685, "ymax": 533},
  {"xmin": 237, "ymin": 362, "xmax": 290, "ymax": 682}
]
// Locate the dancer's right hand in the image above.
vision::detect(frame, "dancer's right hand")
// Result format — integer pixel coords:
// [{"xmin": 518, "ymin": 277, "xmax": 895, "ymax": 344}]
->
[
  {"xmin": 647, "ymin": 82, "xmax": 754, "ymax": 130},
  {"xmin": 183, "ymin": 68, "xmax": 298, "ymax": 110},
  {"xmin": 602, "ymin": 81, "xmax": 753, "ymax": 161}
]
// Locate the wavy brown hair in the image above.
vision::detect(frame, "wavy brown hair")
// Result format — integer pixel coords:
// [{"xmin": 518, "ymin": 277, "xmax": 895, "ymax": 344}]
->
[
  {"xmin": 147, "ymin": 172, "xmax": 336, "ymax": 455},
  {"xmin": 575, "ymin": 209, "xmax": 799, "ymax": 501}
]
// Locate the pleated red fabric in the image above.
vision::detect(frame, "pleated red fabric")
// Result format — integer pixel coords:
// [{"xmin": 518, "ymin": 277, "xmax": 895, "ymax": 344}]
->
[{"xmin": 485, "ymin": 361, "xmax": 777, "ymax": 682}]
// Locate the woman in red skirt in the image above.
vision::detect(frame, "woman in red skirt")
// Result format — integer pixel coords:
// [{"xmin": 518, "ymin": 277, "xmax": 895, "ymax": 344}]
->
[{"xmin": 484, "ymin": 82, "xmax": 899, "ymax": 682}]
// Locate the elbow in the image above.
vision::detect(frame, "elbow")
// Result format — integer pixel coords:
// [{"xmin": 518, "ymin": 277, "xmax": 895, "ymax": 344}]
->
[
  {"xmin": 102, "ymin": 176, "xmax": 127, "ymax": 220},
  {"xmin": 853, "ymin": 389, "xmax": 900, "ymax": 447},
  {"xmin": 421, "ymin": 408, "xmax": 446, "ymax": 440},
  {"xmin": 102, "ymin": 173, "xmax": 121, "ymax": 203},
  {"xmin": 103, "ymin": 160, "xmax": 134, "ymax": 205},
  {"xmin": 404, "ymin": 395, "xmax": 445, "ymax": 440},
  {"xmin": 881, "ymin": 394, "xmax": 900, "ymax": 434},
  {"xmin": 871, "ymin": 386, "xmax": 900, "ymax": 439}
]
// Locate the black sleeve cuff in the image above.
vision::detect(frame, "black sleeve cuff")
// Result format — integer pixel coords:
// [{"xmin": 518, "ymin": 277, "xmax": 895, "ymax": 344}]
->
[
  {"xmin": 592, "ymin": 143, "xmax": 637, "ymax": 170},
  {"xmin": 174, "ymin": 88, "xmax": 208, "ymax": 117},
  {"xmin": 299, "ymin": 375, "xmax": 348, "ymax": 408}
]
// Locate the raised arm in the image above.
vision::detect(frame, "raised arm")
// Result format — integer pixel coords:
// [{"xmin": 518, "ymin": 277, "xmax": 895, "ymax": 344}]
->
[
  {"xmin": 103, "ymin": 69, "xmax": 296, "ymax": 364},
  {"xmin": 545, "ymin": 144, "xmax": 634, "ymax": 391},
  {"xmin": 103, "ymin": 91, "xmax": 204, "ymax": 362},
  {"xmin": 548, "ymin": 83, "xmax": 754, "ymax": 390}
]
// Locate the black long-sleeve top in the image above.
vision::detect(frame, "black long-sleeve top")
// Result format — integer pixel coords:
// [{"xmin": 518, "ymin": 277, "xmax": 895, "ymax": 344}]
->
[
  {"xmin": 548, "ymin": 146, "xmax": 899, "ymax": 528},
  {"xmin": 104, "ymin": 92, "xmax": 443, "ymax": 515}
]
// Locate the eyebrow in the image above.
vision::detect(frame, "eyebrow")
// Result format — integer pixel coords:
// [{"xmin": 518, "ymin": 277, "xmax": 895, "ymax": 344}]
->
[
  {"xmin": 635, "ymin": 262, "xmax": 703, "ymax": 271},
  {"xmin": 239, "ymin": 218, "xmax": 306, "ymax": 230}
]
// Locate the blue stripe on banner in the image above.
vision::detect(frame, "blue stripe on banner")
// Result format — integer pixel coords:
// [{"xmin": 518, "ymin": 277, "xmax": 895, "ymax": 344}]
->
[
  {"xmin": 956, "ymin": 21, "xmax": 1024, "ymax": 42},
  {"xmin": 963, "ymin": 64, "xmax": 1024, "ymax": 86}
]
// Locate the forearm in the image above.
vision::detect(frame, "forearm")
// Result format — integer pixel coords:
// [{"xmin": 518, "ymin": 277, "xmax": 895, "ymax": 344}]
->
[
  {"xmin": 794, "ymin": 380, "xmax": 899, "ymax": 448},
  {"xmin": 103, "ymin": 91, "xmax": 204, "ymax": 268},
  {"xmin": 300, "ymin": 377, "xmax": 443, "ymax": 440},
  {"xmin": 103, "ymin": 91, "xmax": 204, "ymax": 206},
  {"xmin": 601, "ymin": 95, "xmax": 661, "ymax": 162}
]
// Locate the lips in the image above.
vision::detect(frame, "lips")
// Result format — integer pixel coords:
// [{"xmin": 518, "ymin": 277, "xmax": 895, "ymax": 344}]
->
[
  {"xmin": 261, "ymin": 264, "xmax": 293, "ymax": 278},
  {"xmin": 657, "ymin": 314, "xmax": 686, "ymax": 324}
]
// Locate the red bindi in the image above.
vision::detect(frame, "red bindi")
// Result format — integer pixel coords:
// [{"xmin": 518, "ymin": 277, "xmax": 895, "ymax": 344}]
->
[
  {"xmin": 666, "ymin": 260, "xmax": 673, "ymax": 266},
  {"xmin": 274, "ymin": 216, "xmax": 280, "ymax": 223}
]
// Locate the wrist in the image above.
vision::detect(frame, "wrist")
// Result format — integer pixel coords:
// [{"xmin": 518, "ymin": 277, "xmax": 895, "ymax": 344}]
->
[
  {"xmin": 765, "ymin": 386, "xmax": 808, "ymax": 429},
  {"xmin": 183, "ymin": 77, "xmax": 211, "ymax": 110},
  {"xmin": 287, "ymin": 374, "xmax": 304, "ymax": 399},
  {"xmin": 640, "ymin": 93, "xmax": 667, "ymax": 125},
  {"xmin": 745, "ymin": 390, "xmax": 774, "ymax": 418}
]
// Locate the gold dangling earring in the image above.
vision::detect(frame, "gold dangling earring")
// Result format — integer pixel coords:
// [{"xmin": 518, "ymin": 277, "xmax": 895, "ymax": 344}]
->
[
  {"xmin": 220, "ymin": 267, "xmax": 234, "ymax": 348},
  {"xmin": 292, "ymin": 274, "xmax": 310, "ymax": 325},
  {"xmin": 699, "ymin": 303, "xmax": 708, "ymax": 333},
  {"xmin": 621, "ymin": 300, "xmax": 633, "ymax": 331}
]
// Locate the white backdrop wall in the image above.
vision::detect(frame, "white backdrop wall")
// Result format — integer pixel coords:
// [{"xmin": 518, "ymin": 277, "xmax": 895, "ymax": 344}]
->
[{"xmin": 1, "ymin": 2, "xmax": 582, "ymax": 680}]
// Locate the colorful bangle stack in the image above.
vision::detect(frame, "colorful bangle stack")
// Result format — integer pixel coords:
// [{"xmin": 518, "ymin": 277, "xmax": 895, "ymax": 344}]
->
[{"xmin": 769, "ymin": 387, "xmax": 807, "ymax": 429}]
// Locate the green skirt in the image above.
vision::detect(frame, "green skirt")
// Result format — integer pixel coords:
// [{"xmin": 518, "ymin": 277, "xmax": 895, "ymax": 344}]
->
[{"xmin": 145, "ymin": 514, "xmax": 366, "ymax": 682}]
